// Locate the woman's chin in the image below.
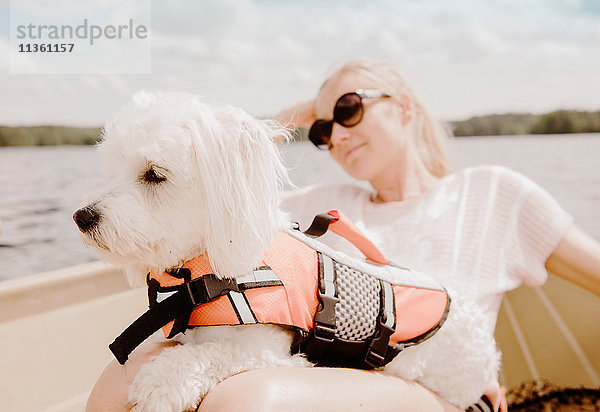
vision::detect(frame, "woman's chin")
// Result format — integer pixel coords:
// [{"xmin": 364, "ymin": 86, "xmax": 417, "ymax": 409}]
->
[{"xmin": 343, "ymin": 161, "xmax": 378, "ymax": 182}]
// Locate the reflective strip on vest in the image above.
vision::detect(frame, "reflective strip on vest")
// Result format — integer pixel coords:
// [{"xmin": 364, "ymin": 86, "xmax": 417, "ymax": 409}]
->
[
  {"xmin": 228, "ymin": 291, "xmax": 257, "ymax": 324},
  {"xmin": 321, "ymin": 254, "xmax": 335, "ymax": 297},
  {"xmin": 237, "ymin": 267, "xmax": 280, "ymax": 288},
  {"xmin": 382, "ymin": 281, "xmax": 395, "ymax": 330}
]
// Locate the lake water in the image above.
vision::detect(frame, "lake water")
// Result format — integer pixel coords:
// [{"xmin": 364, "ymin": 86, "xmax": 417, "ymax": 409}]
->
[{"xmin": 1, "ymin": 134, "xmax": 599, "ymax": 281}]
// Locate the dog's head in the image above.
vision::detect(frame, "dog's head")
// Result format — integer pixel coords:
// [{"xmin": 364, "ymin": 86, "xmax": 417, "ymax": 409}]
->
[{"xmin": 74, "ymin": 91, "xmax": 292, "ymax": 286}]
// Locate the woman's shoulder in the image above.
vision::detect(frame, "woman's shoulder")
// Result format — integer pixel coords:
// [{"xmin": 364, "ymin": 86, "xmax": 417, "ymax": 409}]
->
[
  {"xmin": 451, "ymin": 165, "xmax": 536, "ymax": 188},
  {"xmin": 453, "ymin": 164, "xmax": 522, "ymax": 178}
]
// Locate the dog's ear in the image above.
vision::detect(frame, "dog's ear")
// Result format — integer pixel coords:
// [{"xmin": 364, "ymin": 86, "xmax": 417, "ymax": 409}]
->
[{"xmin": 187, "ymin": 104, "xmax": 292, "ymax": 278}]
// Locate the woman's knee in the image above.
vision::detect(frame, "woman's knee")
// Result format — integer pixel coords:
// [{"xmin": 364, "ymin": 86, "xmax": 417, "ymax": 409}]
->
[
  {"xmin": 86, "ymin": 338, "xmax": 177, "ymax": 412},
  {"xmin": 200, "ymin": 368, "xmax": 315, "ymax": 412},
  {"xmin": 200, "ymin": 370, "xmax": 277, "ymax": 411},
  {"xmin": 86, "ymin": 358, "xmax": 130, "ymax": 412}
]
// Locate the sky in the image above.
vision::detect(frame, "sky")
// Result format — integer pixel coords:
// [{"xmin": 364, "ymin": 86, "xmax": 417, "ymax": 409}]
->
[{"xmin": 1, "ymin": 0, "xmax": 599, "ymax": 127}]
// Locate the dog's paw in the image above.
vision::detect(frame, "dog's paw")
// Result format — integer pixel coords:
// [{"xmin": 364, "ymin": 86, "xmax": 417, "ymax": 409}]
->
[{"xmin": 128, "ymin": 345, "xmax": 217, "ymax": 412}]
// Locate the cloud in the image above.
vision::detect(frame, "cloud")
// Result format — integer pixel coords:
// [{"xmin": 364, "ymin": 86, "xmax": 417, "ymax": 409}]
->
[{"xmin": 1, "ymin": 0, "xmax": 599, "ymax": 125}]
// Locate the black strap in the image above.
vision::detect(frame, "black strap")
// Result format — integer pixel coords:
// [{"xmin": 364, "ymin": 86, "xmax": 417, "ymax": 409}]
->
[
  {"xmin": 302, "ymin": 213, "xmax": 338, "ymax": 238},
  {"xmin": 110, "ymin": 290, "xmax": 192, "ymax": 365},
  {"xmin": 364, "ymin": 280, "xmax": 402, "ymax": 368},
  {"xmin": 109, "ymin": 274, "xmax": 239, "ymax": 365}
]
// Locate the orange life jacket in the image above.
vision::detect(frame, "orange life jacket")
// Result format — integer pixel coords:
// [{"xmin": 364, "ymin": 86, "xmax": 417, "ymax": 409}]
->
[{"xmin": 110, "ymin": 210, "xmax": 450, "ymax": 369}]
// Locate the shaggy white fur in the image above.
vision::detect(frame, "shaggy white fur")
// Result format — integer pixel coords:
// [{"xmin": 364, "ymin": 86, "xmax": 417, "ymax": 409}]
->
[{"xmin": 76, "ymin": 91, "xmax": 499, "ymax": 411}]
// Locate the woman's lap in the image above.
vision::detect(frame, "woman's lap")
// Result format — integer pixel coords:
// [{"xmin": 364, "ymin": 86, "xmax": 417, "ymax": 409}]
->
[
  {"xmin": 86, "ymin": 338, "xmax": 460, "ymax": 412},
  {"xmin": 201, "ymin": 367, "xmax": 460, "ymax": 412}
]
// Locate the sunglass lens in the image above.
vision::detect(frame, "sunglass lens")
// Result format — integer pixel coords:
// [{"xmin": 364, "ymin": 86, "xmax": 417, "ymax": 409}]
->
[
  {"xmin": 308, "ymin": 119, "xmax": 333, "ymax": 150},
  {"xmin": 334, "ymin": 93, "xmax": 363, "ymax": 127}
]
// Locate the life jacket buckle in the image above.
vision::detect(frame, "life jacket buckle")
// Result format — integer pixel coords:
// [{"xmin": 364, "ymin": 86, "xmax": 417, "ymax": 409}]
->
[
  {"xmin": 184, "ymin": 274, "xmax": 240, "ymax": 306},
  {"xmin": 313, "ymin": 322, "xmax": 336, "ymax": 343},
  {"xmin": 364, "ymin": 349, "xmax": 386, "ymax": 367},
  {"xmin": 364, "ymin": 323, "xmax": 398, "ymax": 368},
  {"xmin": 312, "ymin": 292, "xmax": 338, "ymax": 342},
  {"xmin": 315, "ymin": 294, "xmax": 338, "ymax": 324}
]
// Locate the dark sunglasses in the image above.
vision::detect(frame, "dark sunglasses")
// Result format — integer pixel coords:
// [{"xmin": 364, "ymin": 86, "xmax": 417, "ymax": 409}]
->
[{"xmin": 308, "ymin": 89, "xmax": 391, "ymax": 150}]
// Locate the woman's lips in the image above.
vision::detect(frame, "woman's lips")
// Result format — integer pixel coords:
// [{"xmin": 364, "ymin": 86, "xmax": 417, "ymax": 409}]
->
[{"xmin": 344, "ymin": 143, "xmax": 366, "ymax": 162}]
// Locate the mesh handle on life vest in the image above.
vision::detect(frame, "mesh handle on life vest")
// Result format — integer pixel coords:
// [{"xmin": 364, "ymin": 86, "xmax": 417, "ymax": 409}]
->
[{"xmin": 311, "ymin": 210, "xmax": 388, "ymax": 265}]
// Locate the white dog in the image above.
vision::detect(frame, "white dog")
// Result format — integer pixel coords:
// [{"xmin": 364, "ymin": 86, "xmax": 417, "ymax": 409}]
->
[{"xmin": 75, "ymin": 91, "xmax": 500, "ymax": 411}]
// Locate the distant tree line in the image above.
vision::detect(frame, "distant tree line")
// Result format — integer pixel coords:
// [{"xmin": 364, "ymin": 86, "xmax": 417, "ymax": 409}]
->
[
  {"xmin": 451, "ymin": 110, "xmax": 600, "ymax": 137},
  {"xmin": 1, "ymin": 110, "xmax": 599, "ymax": 146},
  {"xmin": 0, "ymin": 125, "xmax": 101, "ymax": 146}
]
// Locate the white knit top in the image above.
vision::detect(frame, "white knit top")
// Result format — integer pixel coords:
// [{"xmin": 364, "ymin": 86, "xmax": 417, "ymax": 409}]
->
[{"xmin": 281, "ymin": 165, "xmax": 573, "ymax": 332}]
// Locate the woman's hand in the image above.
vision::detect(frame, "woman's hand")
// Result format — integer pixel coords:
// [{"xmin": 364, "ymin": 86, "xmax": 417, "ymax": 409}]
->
[
  {"xmin": 274, "ymin": 98, "xmax": 317, "ymax": 129},
  {"xmin": 546, "ymin": 224, "xmax": 600, "ymax": 296}
]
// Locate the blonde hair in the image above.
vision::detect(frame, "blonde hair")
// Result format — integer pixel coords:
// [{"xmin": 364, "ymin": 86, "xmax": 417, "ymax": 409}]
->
[{"xmin": 322, "ymin": 59, "xmax": 452, "ymax": 178}]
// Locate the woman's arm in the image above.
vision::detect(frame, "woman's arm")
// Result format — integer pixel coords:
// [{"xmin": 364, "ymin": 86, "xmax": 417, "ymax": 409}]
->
[
  {"xmin": 545, "ymin": 224, "xmax": 600, "ymax": 296},
  {"xmin": 274, "ymin": 98, "xmax": 317, "ymax": 129}
]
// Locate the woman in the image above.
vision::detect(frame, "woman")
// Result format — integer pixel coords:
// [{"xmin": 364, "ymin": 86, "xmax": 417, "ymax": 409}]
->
[
  {"xmin": 87, "ymin": 59, "xmax": 600, "ymax": 411},
  {"xmin": 204, "ymin": 59, "xmax": 600, "ymax": 411}
]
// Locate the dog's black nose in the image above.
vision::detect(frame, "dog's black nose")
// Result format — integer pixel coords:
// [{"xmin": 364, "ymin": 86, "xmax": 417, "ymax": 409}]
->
[{"xmin": 73, "ymin": 206, "xmax": 101, "ymax": 232}]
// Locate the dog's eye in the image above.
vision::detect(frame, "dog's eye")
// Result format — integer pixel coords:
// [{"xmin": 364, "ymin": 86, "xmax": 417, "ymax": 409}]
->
[{"xmin": 141, "ymin": 167, "xmax": 167, "ymax": 184}]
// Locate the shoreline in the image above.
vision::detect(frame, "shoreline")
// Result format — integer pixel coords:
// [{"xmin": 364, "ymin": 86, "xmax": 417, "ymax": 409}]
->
[{"xmin": 1, "ymin": 109, "xmax": 600, "ymax": 146}]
